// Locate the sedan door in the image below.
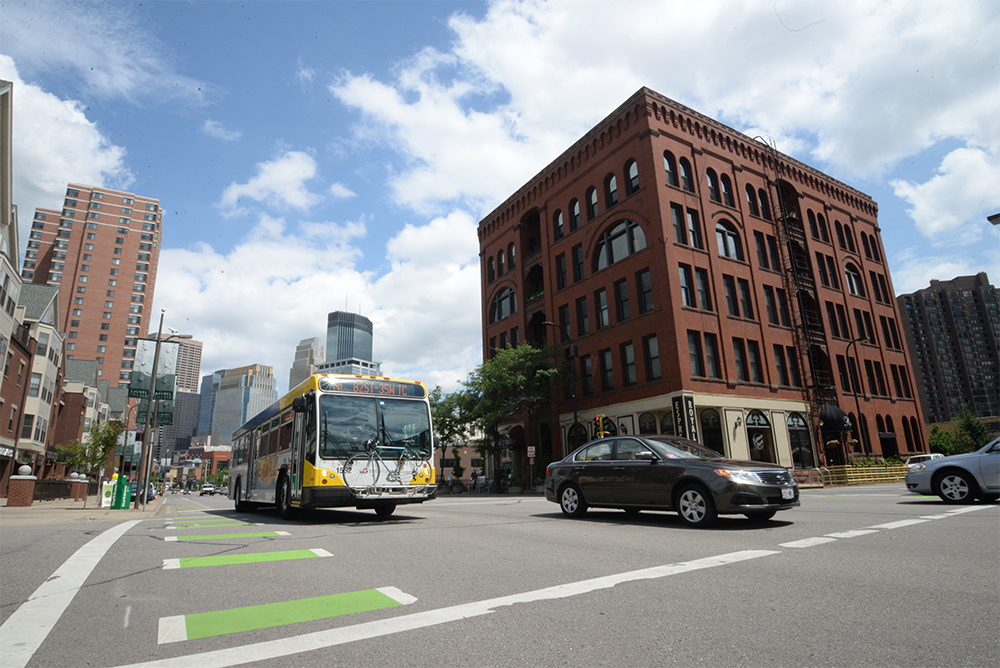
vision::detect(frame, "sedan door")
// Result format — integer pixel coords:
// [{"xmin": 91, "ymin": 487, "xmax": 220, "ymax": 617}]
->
[
  {"xmin": 569, "ymin": 440, "xmax": 616, "ymax": 504},
  {"xmin": 606, "ymin": 438, "xmax": 667, "ymax": 507}
]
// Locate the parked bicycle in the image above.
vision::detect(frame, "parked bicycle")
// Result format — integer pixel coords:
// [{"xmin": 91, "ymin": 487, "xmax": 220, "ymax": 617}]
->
[{"xmin": 342, "ymin": 438, "xmax": 431, "ymax": 494}]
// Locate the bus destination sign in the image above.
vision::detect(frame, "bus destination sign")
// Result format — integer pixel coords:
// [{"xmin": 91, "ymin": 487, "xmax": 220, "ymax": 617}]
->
[{"xmin": 318, "ymin": 376, "xmax": 425, "ymax": 398}]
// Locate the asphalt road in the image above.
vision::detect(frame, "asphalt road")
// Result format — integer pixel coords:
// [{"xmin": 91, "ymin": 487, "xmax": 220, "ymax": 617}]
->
[{"xmin": 1, "ymin": 486, "xmax": 997, "ymax": 668}]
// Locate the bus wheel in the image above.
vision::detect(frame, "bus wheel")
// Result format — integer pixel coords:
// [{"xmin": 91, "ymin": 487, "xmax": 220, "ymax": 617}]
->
[
  {"xmin": 234, "ymin": 480, "xmax": 247, "ymax": 513},
  {"xmin": 277, "ymin": 475, "xmax": 296, "ymax": 520},
  {"xmin": 374, "ymin": 502, "xmax": 396, "ymax": 517}
]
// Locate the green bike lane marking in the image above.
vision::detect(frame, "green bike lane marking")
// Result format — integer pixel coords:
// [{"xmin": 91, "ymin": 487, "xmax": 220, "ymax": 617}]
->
[
  {"xmin": 164, "ymin": 531, "xmax": 290, "ymax": 542},
  {"xmin": 157, "ymin": 587, "xmax": 416, "ymax": 643},
  {"xmin": 166, "ymin": 521, "xmax": 263, "ymax": 529},
  {"xmin": 163, "ymin": 548, "xmax": 332, "ymax": 570}
]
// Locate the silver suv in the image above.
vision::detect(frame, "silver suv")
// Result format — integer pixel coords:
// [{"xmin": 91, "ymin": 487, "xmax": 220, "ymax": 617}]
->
[{"xmin": 905, "ymin": 437, "xmax": 1000, "ymax": 503}]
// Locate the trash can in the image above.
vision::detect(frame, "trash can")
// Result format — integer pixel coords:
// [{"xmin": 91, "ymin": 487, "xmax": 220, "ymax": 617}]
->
[{"xmin": 111, "ymin": 480, "xmax": 133, "ymax": 509}]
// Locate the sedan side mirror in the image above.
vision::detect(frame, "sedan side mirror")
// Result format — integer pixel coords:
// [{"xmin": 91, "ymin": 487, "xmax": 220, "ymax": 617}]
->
[{"xmin": 635, "ymin": 451, "xmax": 658, "ymax": 461}]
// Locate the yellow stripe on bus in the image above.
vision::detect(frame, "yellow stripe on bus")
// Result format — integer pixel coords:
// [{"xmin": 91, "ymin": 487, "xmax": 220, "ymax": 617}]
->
[{"xmin": 302, "ymin": 460, "xmax": 346, "ymax": 488}]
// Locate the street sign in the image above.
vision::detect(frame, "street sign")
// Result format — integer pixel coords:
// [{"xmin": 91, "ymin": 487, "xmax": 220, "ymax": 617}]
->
[{"xmin": 527, "ymin": 446, "xmax": 536, "ymax": 457}]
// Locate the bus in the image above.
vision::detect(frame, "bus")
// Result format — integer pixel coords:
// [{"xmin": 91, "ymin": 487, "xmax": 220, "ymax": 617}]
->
[{"xmin": 228, "ymin": 373, "xmax": 436, "ymax": 517}]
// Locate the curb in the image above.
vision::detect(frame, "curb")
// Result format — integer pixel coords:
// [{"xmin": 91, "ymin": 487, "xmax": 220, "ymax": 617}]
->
[{"xmin": 0, "ymin": 496, "xmax": 167, "ymax": 527}]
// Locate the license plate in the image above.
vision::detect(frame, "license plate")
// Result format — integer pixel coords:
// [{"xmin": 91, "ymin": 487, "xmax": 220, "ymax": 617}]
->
[{"xmin": 781, "ymin": 487, "xmax": 795, "ymax": 500}]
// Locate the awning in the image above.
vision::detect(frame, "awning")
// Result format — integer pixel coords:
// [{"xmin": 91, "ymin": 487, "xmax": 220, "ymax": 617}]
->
[{"xmin": 819, "ymin": 404, "xmax": 853, "ymax": 432}]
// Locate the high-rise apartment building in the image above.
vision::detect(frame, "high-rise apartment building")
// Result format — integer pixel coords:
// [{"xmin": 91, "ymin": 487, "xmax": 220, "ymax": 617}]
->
[
  {"xmin": 898, "ymin": 273, "xmax": 999, "ymax": 424},
  {"xmin": 210, "ymin": 364, "xmax": 276, "ymax": 447},
  {"xmin": 479, "ymin": 87, "xmax": 926, "ymax": 478},
  {"xmin": 24, "ymin": 183, "xmax": 162, "ymax": 386},
  {"xmin": 289, "ymin": 336, "xmax": 323, "ymax": 388},
  {"xmin": 320, "ymin": 311, "xmax": 380, "ymax": 375}
]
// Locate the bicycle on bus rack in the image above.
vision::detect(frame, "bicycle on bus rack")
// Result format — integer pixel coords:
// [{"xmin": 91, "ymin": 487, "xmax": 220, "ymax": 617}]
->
[{"xmin": 342, "ymin": 438, "xmax": 431, "ymax": 495}]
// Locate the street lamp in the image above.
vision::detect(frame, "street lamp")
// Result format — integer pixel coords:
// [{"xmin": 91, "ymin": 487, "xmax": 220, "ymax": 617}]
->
[
  {"xmin": 847, "ymin": 336, "xmax": 869, "ymax": 458},
  {"xmin": 542, "ymin": 321, "xmax": 578, "ymax": 454}
]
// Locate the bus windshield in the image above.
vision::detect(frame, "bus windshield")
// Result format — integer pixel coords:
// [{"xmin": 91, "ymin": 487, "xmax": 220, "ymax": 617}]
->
[{"xmin": 319, "ymin": 394, "xmax": 432, "ymax": 460}]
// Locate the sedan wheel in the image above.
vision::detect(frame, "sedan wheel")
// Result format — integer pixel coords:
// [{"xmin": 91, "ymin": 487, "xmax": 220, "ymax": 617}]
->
[
  {"xmin": 676, "ymin": 484, "xmax": 718, "ymax": 528},
  {"xmin": 936, "ymin": 470, "xmax": 977, "ymax": 504},
  {"xmin": 559, "ymin": 484, "xmax": 587, "ymax": 518}
]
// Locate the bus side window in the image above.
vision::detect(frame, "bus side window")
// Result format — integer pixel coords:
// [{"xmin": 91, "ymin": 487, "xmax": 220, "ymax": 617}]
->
[{"xmin": 280, "ymin": 415, "xmax": 293, "ymax": 451}]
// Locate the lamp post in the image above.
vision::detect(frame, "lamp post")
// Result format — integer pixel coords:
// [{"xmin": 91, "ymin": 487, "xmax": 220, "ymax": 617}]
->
[
  {"xmin": 847, "ymin": 336, "xmax": 869, "ymax": 458},
  {"xmin": 542, "ymin": 321, "xmax": 578, "ymax": 454}
]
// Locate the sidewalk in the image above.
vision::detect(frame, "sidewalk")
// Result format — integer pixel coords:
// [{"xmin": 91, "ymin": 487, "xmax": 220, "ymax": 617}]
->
[{"xmin": 0, "ymin": 495, "xmax": 167, "ymax": 526}]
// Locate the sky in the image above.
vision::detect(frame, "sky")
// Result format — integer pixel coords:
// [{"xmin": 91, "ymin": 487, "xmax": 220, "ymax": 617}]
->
[{"xmin": 1, "ymin": 0, "xmax": 998, "ymax": 396}]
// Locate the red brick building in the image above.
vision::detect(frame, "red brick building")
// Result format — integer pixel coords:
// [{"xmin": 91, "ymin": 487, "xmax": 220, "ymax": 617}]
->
[
  {"xmin": 25, "ymin": 184, "xmax": 162, "ymax": 388},
  {"xmin": 478, "ymin": 87, "xmax": 926, "ymax": 476}
]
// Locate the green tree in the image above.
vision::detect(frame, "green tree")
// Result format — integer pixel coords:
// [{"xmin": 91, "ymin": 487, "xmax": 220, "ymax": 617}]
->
[
  {"xmin": 927, "ymin": 425, "xmax": 957, "ymax": 456},
  {"xmin": 429, "ymin": 385, "xmax": 475, "ymax": 484},
  {"xmin": 462, "ymin": 342, "xmax": 565, "ymax": 471},
  {"xmin": 928, "ymin": 407, "xmax": 993, "ymax": 456},
  {"xmin": 55, "ymin": 419, "xmax": 126, "ymax": 508},
  {"xmin": 207, "ymin": 468, "xmax": 229, "ymax": 488}
]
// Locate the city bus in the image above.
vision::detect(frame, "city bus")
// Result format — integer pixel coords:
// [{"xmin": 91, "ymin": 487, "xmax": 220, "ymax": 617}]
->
[{"xmin": 228, "ymin": 373, "xmax": 436, "ymax": 517}]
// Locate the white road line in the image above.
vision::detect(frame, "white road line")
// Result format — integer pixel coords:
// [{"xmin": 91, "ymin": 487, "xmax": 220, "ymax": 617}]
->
[
  {"xmin": 824, "ymin": 529, "xmax": 879, "ymax": 539},
  {"xmin": 0, "ymin": 520, "xmax": 140, "ymax": 668},
  {"xmin": 113, "ymin": 550, "xmax": 779, "ymax": 668},
  {"xmin": 162, "ymin": 559, "xmax": 181, "ymax": 570},
  {"xmin": 309, "ymin": 549, "xmax": 333, "ymax": 557},
  {"xmin": 157, "ymin": 615, "xmax": 187, "ymax": 644},
  {"xmin": 945, "ymin": 506, "xmax": 991, "ymax": 515},
  {"xmin": 867, "ymin": 519, "xmax": 929, "ymax": 530},
  {"xmin": 376, "ymin": 587, "xmax": 418, "ymax": 605},
  {"xmin": 780, "ymin": 536, "xmax": 837, "ymax": 548}
]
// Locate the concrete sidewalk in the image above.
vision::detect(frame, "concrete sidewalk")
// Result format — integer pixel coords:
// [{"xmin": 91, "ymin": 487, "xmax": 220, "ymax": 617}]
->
[{"xmin": 0, "ymin": 495, "xmax": 167, "ymax": 526}]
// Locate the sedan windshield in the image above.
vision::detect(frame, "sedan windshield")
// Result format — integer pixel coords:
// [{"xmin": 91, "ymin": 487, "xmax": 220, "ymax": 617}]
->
[
  {"xmin": 645, "ymin": 436, "xmax": 722, "ymax": 460},
  {"xmin": 319, "ymin": 395, "xmax": 432, "ymax": 460}
]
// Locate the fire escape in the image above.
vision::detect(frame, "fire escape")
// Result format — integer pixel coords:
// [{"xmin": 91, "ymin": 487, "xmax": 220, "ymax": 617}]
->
[{"xmin": 758, "ymin": 141, "xmax": 838, "ymax": 452}]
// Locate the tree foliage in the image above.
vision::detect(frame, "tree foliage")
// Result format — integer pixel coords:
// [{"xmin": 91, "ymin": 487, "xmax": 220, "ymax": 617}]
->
[
  {"xmin": 56, "ymin": 420, "xmax": 125, "ymax": 478},
  {"xmin": 461, "ymin": 342, "xmax": 565, "ymax": 458},
  {"xmin": 928, "ymin": 407, "xmax": 994, "ymax": 456},
  {"xmin": 56, "ymin": 419, "xmax": 125, "ymax": 508}
]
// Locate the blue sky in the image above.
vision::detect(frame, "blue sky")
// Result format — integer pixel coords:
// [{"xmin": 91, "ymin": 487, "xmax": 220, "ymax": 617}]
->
[{"xmin": 1, "ymin": 0, "xmax": 998, "ymax": 395}]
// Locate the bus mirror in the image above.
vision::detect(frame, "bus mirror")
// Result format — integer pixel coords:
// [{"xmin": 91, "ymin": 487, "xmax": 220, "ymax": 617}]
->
[
  {"xmin": 292, "ymin": 396, "xmax": 309, "ymax": 413},
  {"xmin": 433, "ymin": 436, "xmax": 441, "ymax": 449}
]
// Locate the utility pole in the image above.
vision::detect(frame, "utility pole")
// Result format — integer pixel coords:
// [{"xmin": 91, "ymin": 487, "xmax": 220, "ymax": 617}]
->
[{"xmin": 134, "ymin": 310, "xmax": 165, "ymax": 510}]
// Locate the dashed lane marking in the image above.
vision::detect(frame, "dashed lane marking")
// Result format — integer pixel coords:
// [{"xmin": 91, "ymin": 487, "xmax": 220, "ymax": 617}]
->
[
  {"xmin": 157, "ymin": 586, "xmax": 416, "ymax": 643},
  {"xmin": 162, "ymin": 548, "xmax": 332, "ymax": 569},
  {"xmin": 164, "ymin": 531, "xmax": 290, "ymax": 542}
]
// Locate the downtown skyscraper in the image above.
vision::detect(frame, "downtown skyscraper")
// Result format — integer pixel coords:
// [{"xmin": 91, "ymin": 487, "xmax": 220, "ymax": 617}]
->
[{"xmin": 24, "ymin": 184, "xmax": 161, "ymax": 387}]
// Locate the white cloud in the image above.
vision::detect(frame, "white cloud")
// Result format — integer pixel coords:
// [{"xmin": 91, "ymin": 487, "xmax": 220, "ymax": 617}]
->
[
  {"xmin": 0, "ymin": 55, "xmax": 131, "ymax": 243},
  {"xmin": 202, "ymin": 119, "xmax": 241, "ymax": 141},
  {"xmin": 1, "ymin": 0, "xmax": 207, "ymax": 106},
  {"xmin": 329, "ymin": 183, "xmax": 356, "ymax": 199},
  {"xmin": 890, "ymin": 146, "xmax": 1000, "ymax": 240},
  {"xmin": 219, "ymin": 151, "xmax": 323, "ymax": 213},
  {"xmin": 158, "ymin": 212, "xmax": 481, "ymax": 394},
  {"xmin": 889, "ymin": 241, "xmax": 1000, "ymax": 295},
  {"xmin": 331, "ymin": 0, "xmax": 999, "ymax": 206}
]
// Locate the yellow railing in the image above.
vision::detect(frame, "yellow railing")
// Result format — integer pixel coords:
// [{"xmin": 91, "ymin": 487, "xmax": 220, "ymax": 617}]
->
[{"xmin": 821, "ymin": 465, "xmax": 909, "ymax": 487}]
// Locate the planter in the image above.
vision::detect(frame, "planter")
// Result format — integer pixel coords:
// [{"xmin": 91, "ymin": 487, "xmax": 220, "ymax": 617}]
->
[
  {"xmin": 437, "ymin": 485, "xmax": 451, "ymax": 494},
  {"xmin": 509, "ymin": 486, "xmax": 523, "ymax": 494}
]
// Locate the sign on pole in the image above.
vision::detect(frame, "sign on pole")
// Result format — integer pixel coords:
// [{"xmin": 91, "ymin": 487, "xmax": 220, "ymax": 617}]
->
[{"xmin": 128, "ymin": 340, "xmax": 180, "ymax": 400}]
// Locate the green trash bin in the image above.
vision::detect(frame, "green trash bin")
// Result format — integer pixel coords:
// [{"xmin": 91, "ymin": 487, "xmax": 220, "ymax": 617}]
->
[{"xmin": 111, "ymin": 480, "xmax": 133, "ymax": 509}]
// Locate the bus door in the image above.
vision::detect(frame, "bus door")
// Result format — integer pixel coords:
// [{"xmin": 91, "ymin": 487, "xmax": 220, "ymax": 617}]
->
[
  {"xmin": 247, "ymin": 431, "xmax": 259, "ymax": 500},
  {"xmin": 291, "ymin": 410, "xmax": 304, "ymax": 501}
]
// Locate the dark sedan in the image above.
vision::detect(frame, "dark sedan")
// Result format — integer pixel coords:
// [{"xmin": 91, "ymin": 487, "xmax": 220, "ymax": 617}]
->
[{"xmin": 544, "ymin": 435, "xmax": 799, "ymax": 527}]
